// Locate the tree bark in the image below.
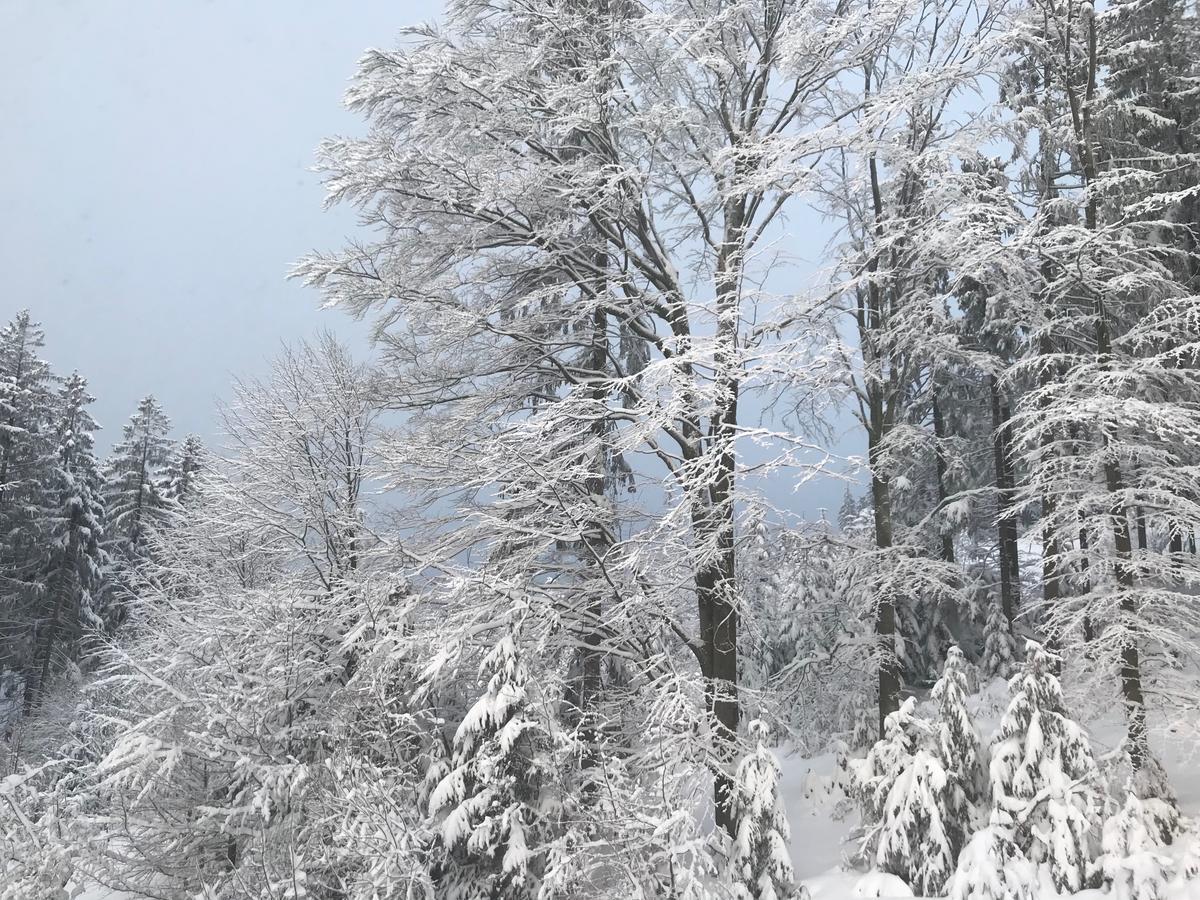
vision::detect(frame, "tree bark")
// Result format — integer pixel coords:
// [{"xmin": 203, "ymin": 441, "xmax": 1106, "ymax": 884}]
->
[
  {"xmin": 990, "ymin": 376, "xmax": 1021, "ymax": 625},
  {"xmin": 931, "ymin": 392, "xmax": 955, "ymax": 564},
  {"xmin": 868, "ymin": 408, "xmax": 900, "ymax": 738}
]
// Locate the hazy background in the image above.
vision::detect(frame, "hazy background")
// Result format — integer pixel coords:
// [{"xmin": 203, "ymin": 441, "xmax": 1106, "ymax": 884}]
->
[
  {"xmin": 0, "ymin": 0, "xmax": 439, "ymax": 451},
  {"xmin": 1, "ymin": 0, "xmax": 858, "ymax": 516}
]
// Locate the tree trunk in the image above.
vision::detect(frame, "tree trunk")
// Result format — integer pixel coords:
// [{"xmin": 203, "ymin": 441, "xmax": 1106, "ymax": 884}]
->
[
  {"xmin": 868, "ymin": 406, "xmax": 900, "ymax": 738},
  {"xmin": 1096, "ymin": 314, "xmax": 1150, "ymax": 770},
  {"xmin": 704, "ymin": 193, "xmax": 744, "ymax": 837},
  {"xmin": 931, "ymin": 392, "xmax": 955, "ymax": 564},
  {"xmin": 990, "ymin": 376, "xmax": 1021, "ymax": 625}
]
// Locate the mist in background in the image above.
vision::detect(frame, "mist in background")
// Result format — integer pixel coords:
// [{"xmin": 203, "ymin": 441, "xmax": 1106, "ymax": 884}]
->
[
  {"xmin": 0, "ymin": 0, "xmax": 440, "ymax": 451},
  {"xmin": 0, "ymin": 0, "xmax": 861, "ymax": 516}
]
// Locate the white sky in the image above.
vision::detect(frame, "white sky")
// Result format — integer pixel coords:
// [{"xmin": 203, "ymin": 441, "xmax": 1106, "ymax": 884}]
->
[
  {"xmin": 0, "ymin": 0, "xmax": 861, "ymax": 515},
  {"xmin": 0, "ymin": 0, "xmax": 440, "ymax": 452}
]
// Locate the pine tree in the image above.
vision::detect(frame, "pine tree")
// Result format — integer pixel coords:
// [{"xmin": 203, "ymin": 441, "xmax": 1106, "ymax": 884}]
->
[
  {"xmin": 23, "ymin": 373, "xmax": 106, "ymax": 711},
  {"xmin": 102, "ymin": 395, "xmax": 174, "ymax": 564},
  {"xmin": 162, "ymin": 433, "xmax": 204, "ymax": 507},
  {"xmin": 426, "ymin": 622, "xmax": 552, "ymax": 899},
  {"xmin": 837, "ymin": 489, "xmax": 858, "ymax": 535},
  {"xmin": 729, "ymin": 720, "xmax": 800, "ymax": 900},
  {"xmin": 0, "ymin": 311, "xmax": 56, "ymax": 520},
  {"xmin": 0, "ymin": 311, "xmax": 59, "ymax": 724},
  {"xmin": 981, "ymin": 591, "xmax": 1017, "ymax": 679},
  {"xmin": 851, "ymin": 697, "xmax": 956, "ymax": 896},
  {"xmin": 989, "ymin": 641, "xmax": 1101, "ymax": 892},
  {"xmin": 931, "ymin": 646, "xmax": 984, "ymax": 847}
]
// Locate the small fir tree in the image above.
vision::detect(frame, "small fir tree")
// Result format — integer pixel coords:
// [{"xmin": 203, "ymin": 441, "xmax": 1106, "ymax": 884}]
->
[
  {"xmin": 729, "ymin": 719, "xmax": 800, "ymax": 900},
  {"xmin": 981, "ymin": 591, "xmax": 1016, "ymax": 679},
  {"xmin": 989, "ymin": 641, "xmax": 1101, "ymax": 893},
  {"xmin": 852, "ymin": 697, "xmax": 956, "ymax": 896},
  {"xmin": 1100, "ymin": 792, "xmax": 1175, "ymax": 900},
  {"xmin": 947, "ymin": 823, "xmax": 1037, "ymax": 900},
  {"xmin": 931, "ymin": 646, "xmax": 984, "ymax": 849},
  {"xmin": 426, "ymin": 622, "xmax": 552, "ymax": 899},
  {"xmin": 162, "ymin": 433, "xmax": 204, "ymax": 507}
]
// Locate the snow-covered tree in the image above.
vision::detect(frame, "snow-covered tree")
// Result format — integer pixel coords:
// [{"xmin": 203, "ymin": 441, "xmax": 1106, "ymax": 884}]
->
[
  {"xmin": 70, "ymin": 339, "xmax": 390, "ymax": 897},
  {"xmin": 1003, "ymin": 0, "xmax": 1200, "ymax": 781},
  {"xmin": 989, "ymin": 641, "xmax": 1102, "ymax": 892},
  {"xmin": 297, "ymin": 0, "xmax": 872, "ymax": 835},
  {"xmin": 729, "ymin": 720, "xmax": 799, "ymax": 900},
  {"xmin": 0, "ymin": 311, "xmax": 58, "ymax": 706},
  {"xmin": 1099, "ymin": 792, "xmax": 1177, "ymax": 900},
  {"xmin": 947, "ymin": 824, "xmax": 1037, "ymax": 900},
  {"xmin": 102, "ymin": 395, "xmax": 174, "ymax": 565},
  {"xmin": 931, "ymin": 646, "xmax": 984, "ymax": 839},
  {"xmin": 425, "ymin": 618, "xmax": 554, "ymax": 900},
  {"xmin": 981, "ymin": 590, "xmax": 1017, "ymax": 679},
  {"xmin": 22, "ymin": 373, "xmax": 106, "ymax": 712},
  {"xmin": 851, "ymin": 697, "xmax": 956, "ymax": 896},
  {"xmin": 162, "ymin": 432, "xmax": 204, "ymax": 507},
  {"xmin": 820, "ymin": 0, "xmax": 1013, "ymax": 731}
]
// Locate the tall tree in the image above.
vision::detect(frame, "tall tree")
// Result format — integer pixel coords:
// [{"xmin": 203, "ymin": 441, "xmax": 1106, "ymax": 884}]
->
[
  {"xmin": 298, "ymin": 0, "xmax": 860, "ymax": 832},
  {"xmin": 23, "ymin": 373, "xmax": 106, "ymax": 711},
  {"xmin": 101, "ymin": 395, "xmax": 174, "ymax": 566},
  {"xmin": 0, "ymin": 311, "xmax": 59, "ymax": 723},
  {"xmin": 823, "ymin": 0, "xmax": 1010, "ymax": 730},
  {"xmin": 1005, "ymin": 0, "xmax": 1200, "ymax": 774}
]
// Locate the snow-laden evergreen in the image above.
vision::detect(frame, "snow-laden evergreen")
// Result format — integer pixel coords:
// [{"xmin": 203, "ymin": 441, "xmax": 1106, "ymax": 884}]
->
[
  {"xmin": 1099, "ymin": 792, "xmax": 1176, "ymax": 899},
  {"xmin": 425, "ymin": 619, "xmax": 553, "ymax": 900},
  {"xmin": 989, "ymin": 642, "xmax": 1102, "ymax": 893},
  {"xmin": 729, "ymin": 720, "xmax": 801, "ymax": 900},
  {"xmin": 947, "ymin": 824, "xmax": 1038, "ymax": 900},
  {"xmin": 851, "ymin": 697, "xmax": 956, "ymax": 896},
  {"xmin": 931, "ymin": 646, "xmax": 984, "ymax": 845},
  {"xmin": 101, "ymin": 395, "xmax": 174, "ymax": 565}
]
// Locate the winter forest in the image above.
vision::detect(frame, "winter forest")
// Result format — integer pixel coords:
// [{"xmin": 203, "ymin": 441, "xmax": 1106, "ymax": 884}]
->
[{"xmin": 4, "ymin": 0, "xmax": 1200, "ymax": 897}]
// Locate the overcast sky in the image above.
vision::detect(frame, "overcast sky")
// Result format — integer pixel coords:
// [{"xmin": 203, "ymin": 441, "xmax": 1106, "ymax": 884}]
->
[
  {"xmin": 0, "ymin": 0, "xmax": 440, "ymax": 452},
  {"xmin": 1, "ymin": 1, "xmax": 858, "ymax": 516}
]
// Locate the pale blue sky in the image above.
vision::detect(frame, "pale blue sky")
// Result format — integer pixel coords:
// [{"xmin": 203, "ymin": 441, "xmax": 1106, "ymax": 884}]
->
[
  {"xmin": 0, "ymin": 0, "xmax": 440, "ymax": 451},
  {"xmin": 0, "ymin": 0, "xmax": 860, "ymax": 514}
]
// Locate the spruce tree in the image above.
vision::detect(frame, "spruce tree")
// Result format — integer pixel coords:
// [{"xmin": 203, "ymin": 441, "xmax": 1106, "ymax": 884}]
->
[
  {"xmin": 425, "ymin": 622, "xmax": 551, "ymax": 899},
  {"xmin": 852, "ymin": 697, "xmax": 956, "ymax": 896},
  {"xmin": 931, "ymin": 646, "xmax": 984, "ymax": 845},
  {"xmin": 989, "ymin": 641, "xmax": 1101, "ymax": 892},
  {"xmin": 23, "ymin": 373, "xmax": 106, "ymax": 710},
  {"xmin": 729, "ymin": 720, "xmax": 800, "ymax": 900},
  {"xmin": 162, "ymin": 433, "xmax": 204, "ymax": 507},
  {"xmin": 981, "ymin": 592, "xmax": 1016, "ymax": 679},
  {"xmin": 0, "ymin": 311, "xmax": 59, "ymax": 722},
  {"xmin": 102, "ymin": 395, "xmax": 174, "ymax": 564}
]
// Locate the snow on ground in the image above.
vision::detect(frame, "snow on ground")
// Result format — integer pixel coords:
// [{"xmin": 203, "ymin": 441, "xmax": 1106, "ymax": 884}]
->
[
  {"xmin": 776, "ymin": 680, "xmax": 1200, "ymax": 899},
  {"xmin": 71, "ymin": 884, "xmax": 137, "ymax": 900}
]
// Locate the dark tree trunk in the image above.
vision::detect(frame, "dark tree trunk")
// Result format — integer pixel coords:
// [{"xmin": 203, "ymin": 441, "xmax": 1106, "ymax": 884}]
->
[
  {"xmin": 868, "ymin": 409, "xmax": 900, "ymax": 739},
  {"xmin": 990, "ymin": 376, "xmax": 1021, "ymax": 625},
  {"xmin": 931, "ymin": 392, "xmax": 955, "ymax": 564}
]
